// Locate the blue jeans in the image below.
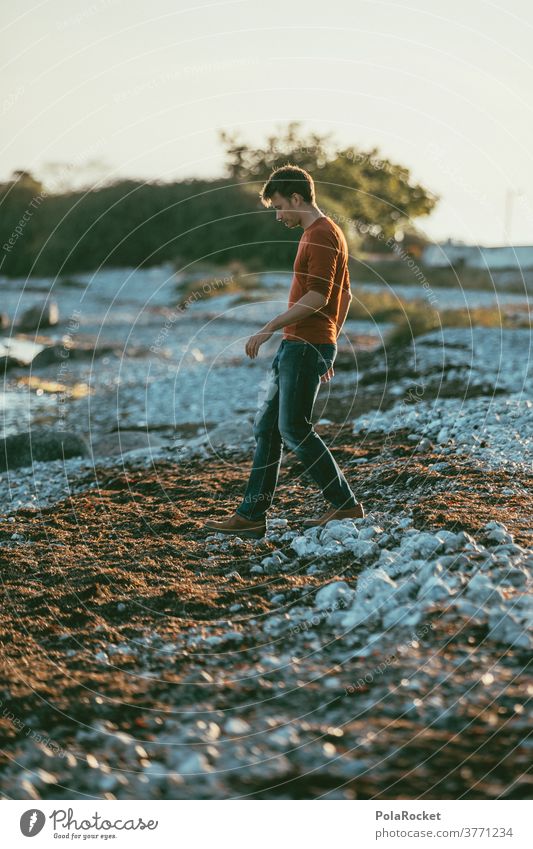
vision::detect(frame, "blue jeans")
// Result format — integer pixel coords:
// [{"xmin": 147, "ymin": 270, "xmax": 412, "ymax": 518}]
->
[{"xmin": 235, "ymin": 339, "xmax": 358, "ymax": 521}]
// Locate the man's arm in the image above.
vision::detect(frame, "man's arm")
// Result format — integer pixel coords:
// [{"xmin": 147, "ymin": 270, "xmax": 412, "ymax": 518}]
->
[
  {"xmin": 244, "ymin": 291, "xmax": 326, "ymax": 359},
  {"xmin": 335, "ymin": 287, "xmax": 352, "ymax": 336},
  {"xmin": 264, "ymin": 290, "xmax": 327, "ymax": 333}
]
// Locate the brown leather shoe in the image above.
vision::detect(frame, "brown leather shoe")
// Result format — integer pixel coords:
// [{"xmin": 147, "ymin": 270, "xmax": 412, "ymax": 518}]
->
[
  {"xmin": 302, "ymin": 502, "xmax": 365, "ymax": 529},
  {"xmin": 204, "ymin": 512, "xmax": 266, "ymax": 540}
]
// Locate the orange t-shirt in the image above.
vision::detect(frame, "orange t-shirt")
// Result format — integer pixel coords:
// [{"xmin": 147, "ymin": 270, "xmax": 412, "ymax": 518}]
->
[{"xmin": 282, "ymin": 215, "xmax": 351, "ymax": 344}]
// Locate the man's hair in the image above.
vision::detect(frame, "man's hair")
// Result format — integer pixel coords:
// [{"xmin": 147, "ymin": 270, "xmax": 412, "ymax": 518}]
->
[{"xmin": 260, "ymin": 164, "xmax": 315, "ymax": 207}]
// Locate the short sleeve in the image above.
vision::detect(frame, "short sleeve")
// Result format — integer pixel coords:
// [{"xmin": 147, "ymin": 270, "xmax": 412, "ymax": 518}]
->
[{"xmin": 305, "ymin": 228, "xmax": 339, "ymax": 302}]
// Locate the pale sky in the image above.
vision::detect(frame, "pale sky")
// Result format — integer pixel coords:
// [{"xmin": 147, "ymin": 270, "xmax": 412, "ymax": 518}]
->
[{"xmin": 2, "ymin": 0, "xmax": 532, "ymax": 246}]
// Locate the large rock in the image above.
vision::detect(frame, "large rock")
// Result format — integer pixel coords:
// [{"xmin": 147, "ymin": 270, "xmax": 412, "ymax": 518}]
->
[
  {"xmin": 0, "ymin": 428, "xmax": 90, "ymax": 471},
  {"xmin": 90, "ymin": 430, "xmax": 165, "ymax": 458},
  {"xmin": 17, "ymin": 300, "xmax": 59, "ymax": 332},
  {"xmin": 181, "ymin": 419, "xmax": 255, "ymax": 452},
  {"xmin": 206, "ymin": 420, "xmax": 253, "ymax": 447},
  {"xmin": 31, "ymin": 343, "xmax": 117, "ymax": 368},
  {"xmin": 0, "ymin": 355, "xmax": 25, "ymax": 374},
  {"xmin": 30, "ymin": 343, "xmax": 149, "ymax": 368}
]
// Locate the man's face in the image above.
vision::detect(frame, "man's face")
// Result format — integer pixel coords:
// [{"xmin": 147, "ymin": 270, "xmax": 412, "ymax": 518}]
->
[{"xmin": 270, "ymin": 191, "xmax": 302, "ymax": 228}]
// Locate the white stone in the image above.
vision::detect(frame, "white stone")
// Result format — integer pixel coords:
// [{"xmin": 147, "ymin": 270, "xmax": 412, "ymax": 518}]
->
[
  {"xmin": 175, "ymin": 752, "xmax": 212, "ymax": 773},
  {"xmin": 291, "ymin": 535, "xmax": 319, "ymax": 557},
  {"xmin": 358, "ymin": 525, "xmax": 383, "ymax": 540},
  {"xmin": 261, "ymin": 554, "xmax": 282, "ymax": 568},
  {"xmin": 315, "ymin": 581, "xmax": 354, "ymax": 611},
  {"xmin": 379, "ymin": 551, "xmax": 419, "ymax": 578},
  {"xmin": 263, "ymin": 615, "xmax": 287, "ymax": 634},
  {"xmin": 322, "ymin": 541, "xmax": 346, "ymax": 557},
  {"xmin": 343, "ymin": 539, "xmax": 379, "ymax": 562},
  {"xmin": 268, "ymin": 727, "xmax": 299, "ymax": 749},
  {"xmin": 488, "ymin": 610, "xmax": 532, "ymax": 649},
  {"xmin": 320, "ymin": 522, "xmax": 358, "ymax": 542},
  {"xmin": 396, "ymin": 517, "xmax": 413, "ymax": 529},
  {"xmin": 383, "ymin": 605, "xmax": 422, "ymax": 629},
  {"xmin": 484, "ymin": 520, "xmax": 514, "ymax": 544},
  {"xmin": 402, "ymin": 532, "xmax": 442, "ymax": 558},
  {"xmin": 435, "ymin": 530, "xmax": 458, "ymax": 545},
  {"xmin": 418, "ymin": 560, "xmax": 445, "ymax": 586},
  {"xmin": 341, "ymin": 603, "xmax": 374, "ymax": 629},
  {"xmin": 224, "ymin": 718, "xmax": 251, "ymax": 735},
  {"xmin": 467, "ymin": 576, "xmax": 504, "ymax": 605},
  {"xmin": 418, "ymin": 577, "xmax": 453, "ymax": 604}
]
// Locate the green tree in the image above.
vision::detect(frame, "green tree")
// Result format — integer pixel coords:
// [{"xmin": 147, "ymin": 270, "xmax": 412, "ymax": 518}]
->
[{"xmin": 219, "ymin": 122, "xmax": 438, "ymax": 240}]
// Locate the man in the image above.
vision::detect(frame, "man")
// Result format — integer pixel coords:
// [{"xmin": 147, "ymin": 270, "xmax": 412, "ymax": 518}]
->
[{"xmin": 205, "ymin": 164, "xmax": 364, "ymax": 540}]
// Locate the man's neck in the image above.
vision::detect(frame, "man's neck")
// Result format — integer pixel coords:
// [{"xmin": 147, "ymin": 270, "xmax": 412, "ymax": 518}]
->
[{"xmin": 300, "ymin": 205, "xmax": 326, "ymax": 230}]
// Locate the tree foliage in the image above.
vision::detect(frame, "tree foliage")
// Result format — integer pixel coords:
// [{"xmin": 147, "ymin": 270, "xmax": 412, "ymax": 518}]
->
[
  {"xmin": 0, "ymin": 125, "xmax": 437, "ymax": 278},
  {"xmin": 220, "ymin": 121, "xmax": 438, "ymax": 239}
]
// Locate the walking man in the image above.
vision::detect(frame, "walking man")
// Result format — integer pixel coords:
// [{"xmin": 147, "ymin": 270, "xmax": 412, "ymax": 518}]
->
[{"xmin": 205, "ymin": 164, "xmax": 364, "ymax": 539}]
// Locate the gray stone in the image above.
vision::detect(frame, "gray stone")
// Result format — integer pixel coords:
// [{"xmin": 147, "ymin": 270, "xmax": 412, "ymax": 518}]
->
[
  {"xmin": 484, "ymin": 521, "xmax": 514, "ymax": 545},
  {"xmin": 488, "ymin": 610, "xmax": 532, "ymax": 649},
  {"xmin": 341, "ymin": 603, "xmax": 374, "ymax": 629},
  {"xmin": 405, "ymin": 532, "xmax": 443, "ymax": 558},
  {"xmin": 320, "ymin": 522, "xmax": 358, "ymax": 542},
  {"xmin": 315, "ymin": 581, "xmax": 354, "ymax": 610},
  {"xmin": 358, "ymin": 525, "xmax": 383, "ymax": 540},
  {"xmin": 452, "ymin": 598, "xmax": 487, "ymax": 618},
  {"xmin": 291, "ymin": 535, "xmax": 318, "ymax": 557},
  {"xmin": 270, "ymin": 593, "xmax": 285, "ymax": 604},
  {"xmin": 261, "ymin": 554, "xmax": 283, "ymax": 571},
  {"xmin": 437, "ymin": 427, "xmax": 450, "ymax": 444},
  {"xmin": 207, "ymin": 420, "xmax": 254, "ymax": 447},
  {"xmin": 18, "ymin": 299, "xmax": 59, "ymax": 332},
  {"xmin": 91, "ymin": 430, "xmax": 165, "ymax": 458},
  {"xmin": 267, "ymin": 726, "xmax": 299, "ymax": 749},
  {"xmin": 443, "ymin": 531, "xmax": 477, "ymax": 552},
  {"xmin": 31, "ymin": 343, "xmax": 114, "ymax": 367},
  {"xmin": 0, "ymin": 428, "xmax": 90, "ymax": 471},
  {"xmin": 418, "ymin": 576, "xmax": 453, "ymax": 604},
  {"xmin": 418, "ymin": 559, "xmax": 445, "ymax": 586},
  {"xmin": 383, "ymin": 605, "xmax": 422, "ymax": 629},
  {"xmin": 343, "ymin": 538, "xmax": 379, "ymax": 562},
  {"xmin": 466, "ymin": 573, "xmax": 503, "ymax": 604},
  {"xmin": 224, "ymin": 718, "xmax": 250, "ymax": 735},
  {"xmin": 501, "ymin": 568, "xmax": 528, "ymax": 587}
]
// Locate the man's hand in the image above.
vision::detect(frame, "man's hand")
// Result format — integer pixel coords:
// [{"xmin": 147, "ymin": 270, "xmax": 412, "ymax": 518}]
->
[
  {"xmin": 320, "ymin": 365, "xmax": 335, "ymax": 384},
  {"xmin": 245, "ymin": 327, "xmax": 273, "ymax": 359}
]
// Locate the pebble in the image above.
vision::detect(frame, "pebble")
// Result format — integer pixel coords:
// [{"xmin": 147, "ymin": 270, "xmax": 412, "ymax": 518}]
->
[
  {"xmin": 315, "ymin": 581, "xmax": 354, "ymax": 610},
  {"xmin": 224, "ymin": 718, "xmax": 251, "ymax": 735},
  {"xmin": 484, "ymin": 521, "xmax": 514, "ymax": 544}
]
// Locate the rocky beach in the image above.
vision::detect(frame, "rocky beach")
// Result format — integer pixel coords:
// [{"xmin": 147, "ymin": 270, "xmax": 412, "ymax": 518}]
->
[{"xmin": 0, "ymin": 266, "xmax": 531, "ymax": 800}]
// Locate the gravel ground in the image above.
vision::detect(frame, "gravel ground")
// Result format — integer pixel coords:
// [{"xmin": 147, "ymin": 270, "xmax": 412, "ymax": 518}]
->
[
  {"xmin": 0, "ymin": 434, "xmax": 531, "ymax": 800},
  {"xmin": 0, "ymin": 270, "xmax": 531, "ymax": 800}
]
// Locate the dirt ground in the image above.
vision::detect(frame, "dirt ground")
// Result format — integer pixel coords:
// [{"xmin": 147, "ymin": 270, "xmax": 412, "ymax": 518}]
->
[{"xmin": 1, "ymin": 423, "xmax": 531, "ymax": 799}]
